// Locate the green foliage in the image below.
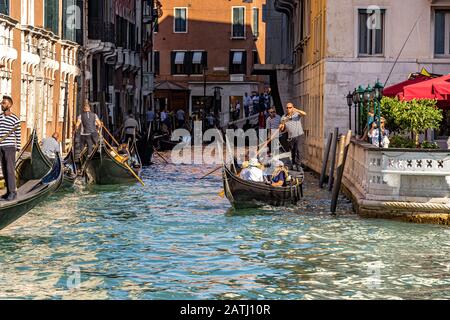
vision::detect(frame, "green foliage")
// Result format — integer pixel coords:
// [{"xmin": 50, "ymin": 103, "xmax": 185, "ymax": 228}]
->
[
  {"xmin": 381, "ymin": 97, "xmax": 443, "ymax": 146},
  {"xmin": 388, "ymin": 135, "xmax": 416, "ymax": 149},
  {"xmin": 420, "ymin": 140, "xmax": 439, "ymax": 149}
]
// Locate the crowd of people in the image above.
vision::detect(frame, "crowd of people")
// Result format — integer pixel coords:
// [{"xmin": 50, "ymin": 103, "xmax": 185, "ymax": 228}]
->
[{"xmin": 230, "ymin": 91, "xmax": 272, "ymax": 122}]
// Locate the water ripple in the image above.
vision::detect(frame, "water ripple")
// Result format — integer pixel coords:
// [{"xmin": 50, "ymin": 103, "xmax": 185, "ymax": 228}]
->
[{"xmin": 0, "ymin": 159, "xmax": 449, "ymax": 299}]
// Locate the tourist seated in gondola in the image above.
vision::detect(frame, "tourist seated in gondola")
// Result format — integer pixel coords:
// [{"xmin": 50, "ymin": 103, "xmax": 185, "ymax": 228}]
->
[
  {"xmin": 270, "ymin": 160, "xmax": 289, "ymax": 187},
  {"xmin": 41, "ymin": 132, "xmax": 60, "ymax": 159},
  {"xmin": 113, "ymin": 143, "xmax": 130, "ymax": 163},
  {"xmin": 239, "ymin": 158, "xmax": 264, "ymax": 182}
]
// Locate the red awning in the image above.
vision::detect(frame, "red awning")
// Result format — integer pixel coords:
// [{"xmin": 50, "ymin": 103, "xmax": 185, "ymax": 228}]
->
[
  {"xmin": 401, "ymin": 74, "xmax": 450, "ymax": 105},
  {"xmin": 383, "ymin": 75, "xmax": 431, "ymax": 97}
]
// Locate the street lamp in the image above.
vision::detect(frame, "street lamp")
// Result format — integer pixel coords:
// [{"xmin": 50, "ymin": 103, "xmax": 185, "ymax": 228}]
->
[
  {"xmin": 356, "ymin": 85, "xmax": 365, "ymax": 135},
  {"xmin": 364, "ymin": 85, "xmax": 374, "ymax": 133},
  {"xmin": 346, "ymin": 91, "xmax": 353, "ymax": 132},
  {"xmin": 374, "ymin": 79, "xmax": 384, "ymax": 147}
]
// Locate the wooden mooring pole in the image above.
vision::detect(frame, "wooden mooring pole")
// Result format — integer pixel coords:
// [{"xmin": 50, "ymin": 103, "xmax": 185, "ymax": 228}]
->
[
  {"xmin": 319, "ymin": 132, "xmax": 333, "ymax": 188},
  {"xmin": 330, "ymin": 130, "xmax": 352, "ymax": 215},
  {"xmin": 327, "ymin": 128, "xmax": 339, "ymax": 191}
]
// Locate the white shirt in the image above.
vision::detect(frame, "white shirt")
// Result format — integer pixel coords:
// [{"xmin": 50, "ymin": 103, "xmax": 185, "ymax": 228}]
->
[
  {"xmin": 161, "ymin": 111, "xmax": 168, "ymax": 122},
  {"xmin": 240, "ymin": 166, "xmax": 264, "ymax": 182}
]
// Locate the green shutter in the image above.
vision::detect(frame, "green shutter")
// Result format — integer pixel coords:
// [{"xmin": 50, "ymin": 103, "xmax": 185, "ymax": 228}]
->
[{"xmin": 45, "ymin": 0, "xmax": 60, "ymax": 35}]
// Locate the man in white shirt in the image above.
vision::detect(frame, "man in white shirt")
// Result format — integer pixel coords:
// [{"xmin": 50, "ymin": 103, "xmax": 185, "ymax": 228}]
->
[
  {"xmin": 41, "ymin": 132, "xmax": 60, "ymax": 159},
  {"xmin": 239, "ymin": 158, "xmax": 264, "ymax": 182}
]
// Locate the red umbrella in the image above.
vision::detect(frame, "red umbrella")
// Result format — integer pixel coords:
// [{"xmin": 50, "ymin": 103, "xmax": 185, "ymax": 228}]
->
[
  {"xmin": 383, "ymin": 75, "xmax": 430, "ymax": 97},
  {"xmin": 401, "ymin": 74, "xmax": 450, "ymax": 106}
]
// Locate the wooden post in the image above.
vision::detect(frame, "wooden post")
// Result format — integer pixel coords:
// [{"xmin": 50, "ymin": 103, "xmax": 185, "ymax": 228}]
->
[
  {"xmin": 330, "ymin": 130, "xmax": 352, "ymax": 214},
  {"xmin": 319, "ymin": 132, "xmax": 333, "ymax": 188},
  {"xmin": 327, "ymin": 128, "xmax": 339, "ymax": 191}
]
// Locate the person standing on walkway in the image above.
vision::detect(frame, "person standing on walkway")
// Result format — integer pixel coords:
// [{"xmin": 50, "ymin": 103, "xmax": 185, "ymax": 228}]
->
[
  {"xmin": 0, "ymin": 96, "xmax": 21, "ymax": 201},
  {"xmin": 279, "ymin": 102, "xmax": 307, "ymax": 171},
  {"xmin": 75, "ymin": 101, "xmax": 102, "ymax": 156},
  {"xmin": 243, "ymin": 92, "xmax": 252, "ymax": 118},
  {"xmin": 176, "ymin": 108, "xmax": 186, "ymax": 128}
]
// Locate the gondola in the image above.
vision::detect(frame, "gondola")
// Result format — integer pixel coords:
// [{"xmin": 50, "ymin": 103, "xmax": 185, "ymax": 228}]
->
[
  {"xmin": 222, "ymin": 164, "xmax": 303, "ymax": 209},
  {"xmin": 16, "ymin": 130, "xmax": 76, "ymax": 189},
  {"xmin": 0, "ymin": 152, "xmax": 63, "ymax": 231},
  {"xmin": 83, "ymin": 137, "xmax": 142, "ymax": 185},
  {"xmin": 61, "ymin": 149, "xmax": 77, "ymax": 188},
  {"xmin": 156, "ymin": 136, "xmax": 180, "ymax": 151}
]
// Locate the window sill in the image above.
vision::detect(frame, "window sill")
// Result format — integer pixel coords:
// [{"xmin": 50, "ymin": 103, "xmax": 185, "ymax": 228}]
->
[
  {"xmin": 231, "ymin": 37, "xmax": 246, "ymax": 40},
  {"xmin": 174, "ymin": 31, "xmax": 188, "ymax": 34},
  {"xmin": 357, "ymin": 54, "xmax": 385, "ymax": 58}
]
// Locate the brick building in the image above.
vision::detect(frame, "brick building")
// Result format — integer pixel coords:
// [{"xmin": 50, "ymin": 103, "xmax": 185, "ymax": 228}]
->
[
  {"xmin": 154, "ymin": 0, "xmax": 269, "ymax": 126},
  {"xmin": 0, "ymin": 0, "xmax": 81, "ymax": 149}
]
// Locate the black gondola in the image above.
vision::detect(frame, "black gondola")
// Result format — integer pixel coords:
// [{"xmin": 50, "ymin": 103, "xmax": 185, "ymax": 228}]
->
[
  {"xmin": 156, "ymin": 136, "xmax": 179, "ymax": 151},
  {"xmin": 16, "ymin": 130, "xmax": 76, "ymax": 189},
  {"xmin": 83, "ymin": 138, "xmax": 142, "ymax": 185},
  {"xmin": 222, "ymin": 164, "xmax": 303, "ymax": 209},
  {"xmin": 61, "ymin": 149, "xmax": 77, "ymax": 188},
  {"xmin": 0, "ymin": 152, "xmax": 63, "ymax": 231}
]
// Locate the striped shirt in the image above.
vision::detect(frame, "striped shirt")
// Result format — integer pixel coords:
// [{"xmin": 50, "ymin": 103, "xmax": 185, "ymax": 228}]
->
[{"xmin": 0, "ymin": 113, "xmax": 21, "ymax": 148}]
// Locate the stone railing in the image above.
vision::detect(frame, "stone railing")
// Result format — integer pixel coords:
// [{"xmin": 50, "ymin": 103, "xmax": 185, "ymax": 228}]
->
[
  {"xmin": 344, "ymin": 139, "xmax": 450, "ymax": 202},
  {"xmin": 342, "ymin": 140, "xmax": 450, "ymax": 224}
]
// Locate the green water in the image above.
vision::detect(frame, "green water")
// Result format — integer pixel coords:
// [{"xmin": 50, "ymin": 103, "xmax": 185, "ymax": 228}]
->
[{"xmin": 0, "ymin": 161, "xmax": 448, "ymax": 299}]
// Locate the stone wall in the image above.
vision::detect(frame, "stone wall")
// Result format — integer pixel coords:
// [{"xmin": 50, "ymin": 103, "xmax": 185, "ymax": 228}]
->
[{"xmin": 342, "ymin": 140, "xmax": 450, "ymax": 225}]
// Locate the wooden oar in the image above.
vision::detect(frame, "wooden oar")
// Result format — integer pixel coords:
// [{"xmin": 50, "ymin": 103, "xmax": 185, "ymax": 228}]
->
[
  {"xmin": 102, "ymin": 138, "xmax": 145, "ymax": 187},
  {"xmin": 199, "ymin": 166, "xmax": 222, "ymax": 180},
  {"xmin": 101, "ymin": 124, "xmax": 121, "ymax": 148},
  {"xmin": 198, "ymin": 129, "xmax": 281, "ymax": 180},
  {"xmin": 154, "ymin": 149, "xmax": 170, "ymax": 164}
]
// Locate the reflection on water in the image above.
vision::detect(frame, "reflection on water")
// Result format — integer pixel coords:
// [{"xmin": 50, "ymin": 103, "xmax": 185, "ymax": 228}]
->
[{"xmin": 0, "ymin": 157, "xmax": 449, "ymax": 299}]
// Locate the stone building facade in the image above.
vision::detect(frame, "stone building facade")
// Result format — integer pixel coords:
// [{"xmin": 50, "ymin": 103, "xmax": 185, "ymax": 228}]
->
[
  {"xmin": 268, "ymin": 0, "xmax": 450, "ymax": 172},
  {"xmin": 0, "ymin": 0, "xmax": 81, "ymax": 149}
]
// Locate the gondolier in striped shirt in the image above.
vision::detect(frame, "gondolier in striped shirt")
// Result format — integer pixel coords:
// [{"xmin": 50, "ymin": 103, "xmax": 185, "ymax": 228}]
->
[{"xmin": 0, "ymin": 96, "xmax": 21, "ymax": 201}]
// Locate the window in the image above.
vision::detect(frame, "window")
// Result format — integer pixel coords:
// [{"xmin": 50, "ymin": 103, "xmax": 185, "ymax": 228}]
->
[
  {"xmin": 154, "ymin": 51, "xmax": 160, "ymax": 75},
  {"xmin": 253, "ymin": 50, "xmax": 259, "ymax": 65},
  {"xmin": 171, "ymin": 51, "xmax": 187, "ymax": 75},
  {"xmin": 434, "ymin": 10, "xmax": 450, "ymax": 57},
  {"xmin": 252, "ymin": 8, "xmax": 259, "ymax": 38},
  {"xmin": 59, "ymin": 84, "xmax": 67, "ymax": 122},
  {"xmin": 358, "ymin": 9, "xmax": 385, "ymax": 56},
  {"xmin": 174, "ymin": 8, "xmax": 187, "ymax": 33},
  {"xmin": 21, "ymin": 0, "xmax": 34, "ymax": 25},
  {"xmin": 0, "ymin": 0, "xmax": 9, "ymax": 15},
  {"xmin": 232, "ymin": 7, "xmax": 245, "ymax": 38},
  {"xmin": 229, "ymin": 51, "xmax": 247, "ymax": 75},
  {"xmin": 45, "ymin": 0, "xmax": 59, "ymax": 35},
  {"xmin": 63, "ymin": 0, "xmax": 77, "ymax": 41},
  {"xmin": 191, "ymin": 51, "xmax": 207, "ymax": 75}
]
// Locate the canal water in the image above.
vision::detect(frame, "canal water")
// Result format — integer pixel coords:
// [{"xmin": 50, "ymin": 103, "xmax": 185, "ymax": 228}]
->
[{"xmin": 0, "ymin": 157, "xmax": 449, "ymax": 299}]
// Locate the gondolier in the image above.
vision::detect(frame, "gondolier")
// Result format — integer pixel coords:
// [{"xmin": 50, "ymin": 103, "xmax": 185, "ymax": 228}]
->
[
  {"xmin": 279, "ymin": 102, "xmax": 307, "ymax": 171},
  {"xmin": 75, "ymin": 101, "xmax": 102, "ymax": 156},
  {"xmin": 0, "ymin": 96, "xmax": 21, "ymax": 201}
]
